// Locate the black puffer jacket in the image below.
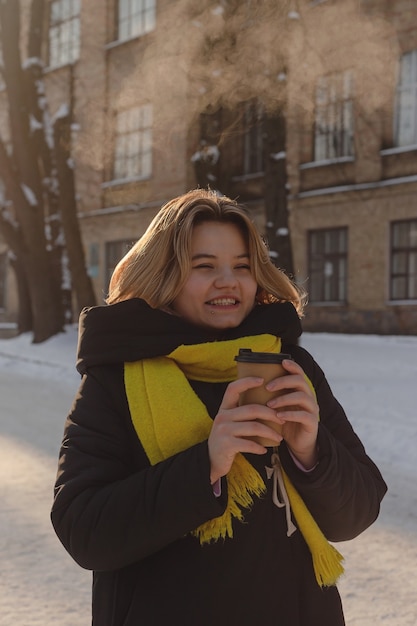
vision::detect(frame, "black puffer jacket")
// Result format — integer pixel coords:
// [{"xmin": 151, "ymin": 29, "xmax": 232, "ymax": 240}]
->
[{"xmin": 51, "ymin": 299, "xmax": 387, "ymax": 626}]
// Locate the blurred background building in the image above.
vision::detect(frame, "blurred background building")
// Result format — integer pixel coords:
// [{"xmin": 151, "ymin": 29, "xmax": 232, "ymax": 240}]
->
[{"xmin": 0, "ymin": 0, "xmax": 416, "ymax": 336}]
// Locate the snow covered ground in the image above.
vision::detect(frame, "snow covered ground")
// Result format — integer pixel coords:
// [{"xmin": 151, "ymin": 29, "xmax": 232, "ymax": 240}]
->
[{"xmin": 0, "ymin": 327, "xmax": 416, "ymax": 625}]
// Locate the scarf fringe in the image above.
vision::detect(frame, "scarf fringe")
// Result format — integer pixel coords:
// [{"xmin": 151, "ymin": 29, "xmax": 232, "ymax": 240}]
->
[
  {"xmin": 312, "ymin": 544, "xmax": 345, "ymax": 588},
  {"xmin": 281, "ymin": 465, "xmax": 344, "ymax": 587},
  {"xmin": 192, "ymin": 453, "xmax": 266, "ymax": 544}
]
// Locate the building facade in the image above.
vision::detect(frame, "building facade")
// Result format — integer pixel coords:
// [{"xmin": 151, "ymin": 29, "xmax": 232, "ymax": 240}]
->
[
  {"xmin": 286, "ymin": 0, "xmax": 417, "ymax": 333},
  {"xmin": 0, "ymin": 0, "xmax": 416, "ymax": 335}
]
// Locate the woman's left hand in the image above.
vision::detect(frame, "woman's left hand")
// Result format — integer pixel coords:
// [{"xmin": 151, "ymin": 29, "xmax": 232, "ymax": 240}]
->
[{"xmin": 265, "ymin": 359, "xmax": 319, "ymax": 470}]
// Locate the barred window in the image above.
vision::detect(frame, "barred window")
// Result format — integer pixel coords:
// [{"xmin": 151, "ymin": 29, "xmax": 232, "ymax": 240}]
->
[
  {"xmin": 308, "ymin": 227, "xmax": 348, "ymax": 303},
  {"xmin": 314, "ymin": 71, "xmax": 354, "ymax": 161},
  {"xmin": 48, "ymin": 0, "xmax": 80, "ymax": 68},
  {"xmin": 394, "ymin": 50, "xmax": 417, "ymax": 147},
  {"xmin": 230, "ymin": 99, "xmax": 265, "ymax": 177},
  {"xmin": 117, "ymin": 0, "xmax": 156, "ymax": 42},
  {"xmin": 113, "ymin": 104, "xmax": 153, "ymax": 181},
  {"xmin": 390, "ymin": 219, "xmax": 417, "ymax": 300}
]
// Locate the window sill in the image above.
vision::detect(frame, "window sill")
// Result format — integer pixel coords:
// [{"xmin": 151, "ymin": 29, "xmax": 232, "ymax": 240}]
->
[
  {"xmin": 299, "ymin": 156, "xmax": 354, "ymax": 170},
  {"xmin": 388, "ymin": 299, "xmax": 417, "ymax": 306},
  {"xmin": 102, "ymin": 175, "xmax": 151, "ymax": 189},
  {"xmin": 44, "ymin": 60, "xmax": 79, "ymax": 73},
  {"xmin": 105, "ymin": 32, "xmax": 154, "ymax": 51},
  {"xmin": 380, "ymin": 144, "xmax": 417, "ymax": 156},
  {"xmin": 231, "ymin": 171, "xmax": 264, "ymax": 182}
]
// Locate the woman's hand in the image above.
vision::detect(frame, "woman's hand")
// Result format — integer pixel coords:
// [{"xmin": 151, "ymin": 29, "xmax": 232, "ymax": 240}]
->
[
  {"xmin": 265, "ymin": 359, "xmax": 319, "ymax": 469},
  {"xmin": 208, "ymin": 377, "xmax": 284, "ymax": 484}
]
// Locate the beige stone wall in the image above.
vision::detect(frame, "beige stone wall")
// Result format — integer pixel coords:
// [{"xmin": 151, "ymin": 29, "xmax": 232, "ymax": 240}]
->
[
  {"xmin": 290, "ymin": 184, "xmax": 417, "ymax": 302},
  {"xmin": 41, "ymin": 0, "xmax": 197, "ymax": 306},
  {"xmin": 286, "ymin": 0, "xmax": 417, "ymax": 334},
  {"xmin": 2, "ymin": 0, "xmax": 416, "ymax": 334}
]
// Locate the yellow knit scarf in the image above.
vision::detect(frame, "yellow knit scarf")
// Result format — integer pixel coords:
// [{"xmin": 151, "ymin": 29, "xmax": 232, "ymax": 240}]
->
[{"xmin": 124, "ymin": 333, "xmax": 344, "ymax": 587}]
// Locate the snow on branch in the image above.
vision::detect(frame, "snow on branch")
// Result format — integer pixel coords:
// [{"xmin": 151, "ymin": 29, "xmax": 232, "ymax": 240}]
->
[
  {"xmin": 0, "ymin": 206, "xmax": 19, "ymax": 230},
  {"xmin": 191, "ymin": 143, "xmax": 220, "ymax": 164},
  {"xmin": 29, "ymin": 114, "xmax": 43, "ymax": 134},
  {"xmin": 270, "ymin": 151, "xmax": 286, "ymax": 161},
  {"xmin": 21, "ymin": 183, "xmax": 38, "ymax": 207},
  {"xmin": 22, "ymin": 57, "xmax": 45, "ymax": 71},
  {"xmin": 53, "ymin": 103, "xmax": 70, "ymax": 123}
]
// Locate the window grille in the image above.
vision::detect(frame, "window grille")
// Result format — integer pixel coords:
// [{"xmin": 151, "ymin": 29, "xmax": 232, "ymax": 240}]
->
[
  {"xmin": 113, "ymin": 104, "xmax": 153, "ymax": 181},
  {"xmin": 308, "ymin": 227, "xmax": 348, "ymax": 303},
  {"xmin": 314, "ymin": 71, "xmax": 354, "ymax": 161},
  {"xmin": 394, "ymin": 49, "xmax": 417, "ymax": 147},
  {"xmin": 48, "ymin": 0, "xmax": 80, "ymax": 68},
  {"xmin": 117, "ymin": 0, "xmax": 156, "ymax": 41},
  {"xmin": 390, "ymin": 219, "xmax": 417, "ymax": 300}
]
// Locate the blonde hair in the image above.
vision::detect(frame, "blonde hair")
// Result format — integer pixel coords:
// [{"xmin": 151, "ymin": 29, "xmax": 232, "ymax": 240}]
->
[{"xmin": 107, "ymin": 189, "xmax": 306, "ymax": 316}]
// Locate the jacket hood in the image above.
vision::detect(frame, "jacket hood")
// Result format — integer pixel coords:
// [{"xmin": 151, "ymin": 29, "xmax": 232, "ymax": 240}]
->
[{"xmin": 76, "ymin": 298, "xmax": 302, "ymax": 375}]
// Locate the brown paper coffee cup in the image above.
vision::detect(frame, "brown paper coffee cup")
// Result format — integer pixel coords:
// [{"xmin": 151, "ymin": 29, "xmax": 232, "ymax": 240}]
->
[{"xmin": 235, "ymin": 349, "xmax": 292, "ymax": 446}]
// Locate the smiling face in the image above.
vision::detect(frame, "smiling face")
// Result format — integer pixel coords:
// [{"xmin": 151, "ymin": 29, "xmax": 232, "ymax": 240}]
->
[{"xmin": 171, "ymin": 221, "xmax": 258, "ymax": 331}]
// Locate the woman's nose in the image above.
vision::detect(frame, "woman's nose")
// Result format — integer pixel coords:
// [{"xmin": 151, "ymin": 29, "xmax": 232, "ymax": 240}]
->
[{"xmin": 213, "ymin": 267, "xmax": 237, "ymax": 287}]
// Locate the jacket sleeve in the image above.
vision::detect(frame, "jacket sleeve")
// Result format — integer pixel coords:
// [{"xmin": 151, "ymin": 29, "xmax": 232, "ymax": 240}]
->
[
  {"xmin": 51, "ymin": 364, "xmax": 227, "ymax": 571},
  {"xmin": 279, "ymin": 345, "xmax": 387, "ymax": 542}
]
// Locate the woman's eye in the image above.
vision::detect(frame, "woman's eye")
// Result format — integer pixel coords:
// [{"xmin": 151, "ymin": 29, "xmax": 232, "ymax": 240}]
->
[
  {"xmin": 194, "ymin": 264, "xmax": 213, "ymax": 269},
  {"xmin": 236, "ymin": 264, "xmax": 251, "ymax": 270}
]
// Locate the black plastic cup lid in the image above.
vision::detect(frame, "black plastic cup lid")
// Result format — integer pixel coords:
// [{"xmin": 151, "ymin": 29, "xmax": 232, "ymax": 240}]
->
[{"xmin": 234, "ymin": 348, "xmax": 293, "ymax": 364}]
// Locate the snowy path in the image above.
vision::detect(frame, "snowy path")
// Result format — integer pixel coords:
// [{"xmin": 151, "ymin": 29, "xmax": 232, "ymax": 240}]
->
[
  {"xmin": 303, "ymin": 333, "xmax": 417, "ymax": 626},
  {"xmin": 0, "ymin": 359, "xmax": 91, "ymax": 626},
  {"xmin": 0, "ymin": 330, "xmax": 416, "ymax": 625}
]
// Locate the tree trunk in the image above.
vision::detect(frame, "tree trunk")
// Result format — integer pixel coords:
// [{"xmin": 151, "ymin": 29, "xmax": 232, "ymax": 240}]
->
[
  {"xmin": 263, "ymin": 111, "xmax": 294, "ymax": 277},
  {"xmin": 0, "ymin": 0, "xmax": 65, "ymax": 342},
  {"xmin": 54, "ymin": 115, "xmax": 97, "ymax": 314},
  {"xmin": 9, "ymin": 257, "xmax": 33, "ymax": 333}
]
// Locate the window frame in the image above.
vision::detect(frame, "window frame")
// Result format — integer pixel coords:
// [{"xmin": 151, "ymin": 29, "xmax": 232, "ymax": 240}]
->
[
  {"xmin": 308, "ymin": 227, "xmax": 348, "ymax": 304},
  {"xmin": 116, "ymin": 0, "xmax": 156, "ymax": 43},
  {"xmin": 48, "ymin": 0, "xmax": 81, "ymax": 69},
  {"xmin": 394, "ymin": 49, "xmax": 417, "ymax": 147},
  {"xmin": 230, "ymin": 98, "xmax": 265, "ymax": 179},
  {"xmin": 111, "ymin": 103, "xmax": 153, "ymax": 183},
  {"xmin": 314, "ymin": 70, "xmax": 354, "ymax": 162},
  {"xmin": 389, "ymin": 219, "xmax": 417, "ymax": 301}
]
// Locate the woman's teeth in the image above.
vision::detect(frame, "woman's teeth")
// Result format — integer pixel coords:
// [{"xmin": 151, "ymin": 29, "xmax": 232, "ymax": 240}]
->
[{"xmin": 208, "ymin": 298, "xmax": 236, "ymax": 305}]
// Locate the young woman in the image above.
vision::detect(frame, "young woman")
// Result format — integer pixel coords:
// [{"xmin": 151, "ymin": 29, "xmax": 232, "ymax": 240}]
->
[{"xmin": 51, "ymin": 189, "xmax": 386, "ymax": 626}]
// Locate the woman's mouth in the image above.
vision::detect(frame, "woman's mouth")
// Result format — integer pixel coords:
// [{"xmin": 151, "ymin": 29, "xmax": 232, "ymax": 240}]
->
[{"xmin": 206, "ymin": 298, "xmax": 239, "ymax": 307}]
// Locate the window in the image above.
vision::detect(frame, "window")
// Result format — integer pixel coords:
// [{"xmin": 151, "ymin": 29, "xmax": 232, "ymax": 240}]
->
[
  {"xmin": 394, "ymin": 50, "xmax": 417, "ymax": 147},
  {"xmin": 231, "ymin": 99, "xmax": 265, "ymax": 177},
  {"xmin": 105, "ymin": 240, "xmax": 135, "ymax": 292},
  {"xmin": 314, "ymin": 71, "xmax": 354, "ymax": 161},
  {"xmin": 113, "ymin": 104, "xmax": 153, "ymax": 181},
  {"xmin": 0, "ymin": 252, "xmax": 7, "ymax": 310},
  {"xmin": 308, "ymin": 228, "xmax": 348, "ymax": 303},
  {"xmin": 242, "ymin": 99, "xmax": 264, "ymax": 175},
  {"xmin": 117, "ymin": 0, "xmax": 156, "ymax": 42},
  {"xmin": 390, "ymin": 219, "xmax": 417, "ymax": 300},
  {"xmin": 48, "ymin": 0, "xmax": 80, "ymax": 68}
]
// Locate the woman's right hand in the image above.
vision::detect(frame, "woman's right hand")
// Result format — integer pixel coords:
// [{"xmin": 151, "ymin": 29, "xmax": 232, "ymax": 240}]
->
[{"xmin": 207, "ymin": 376, "xmax": 283, "ymax": 484}]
